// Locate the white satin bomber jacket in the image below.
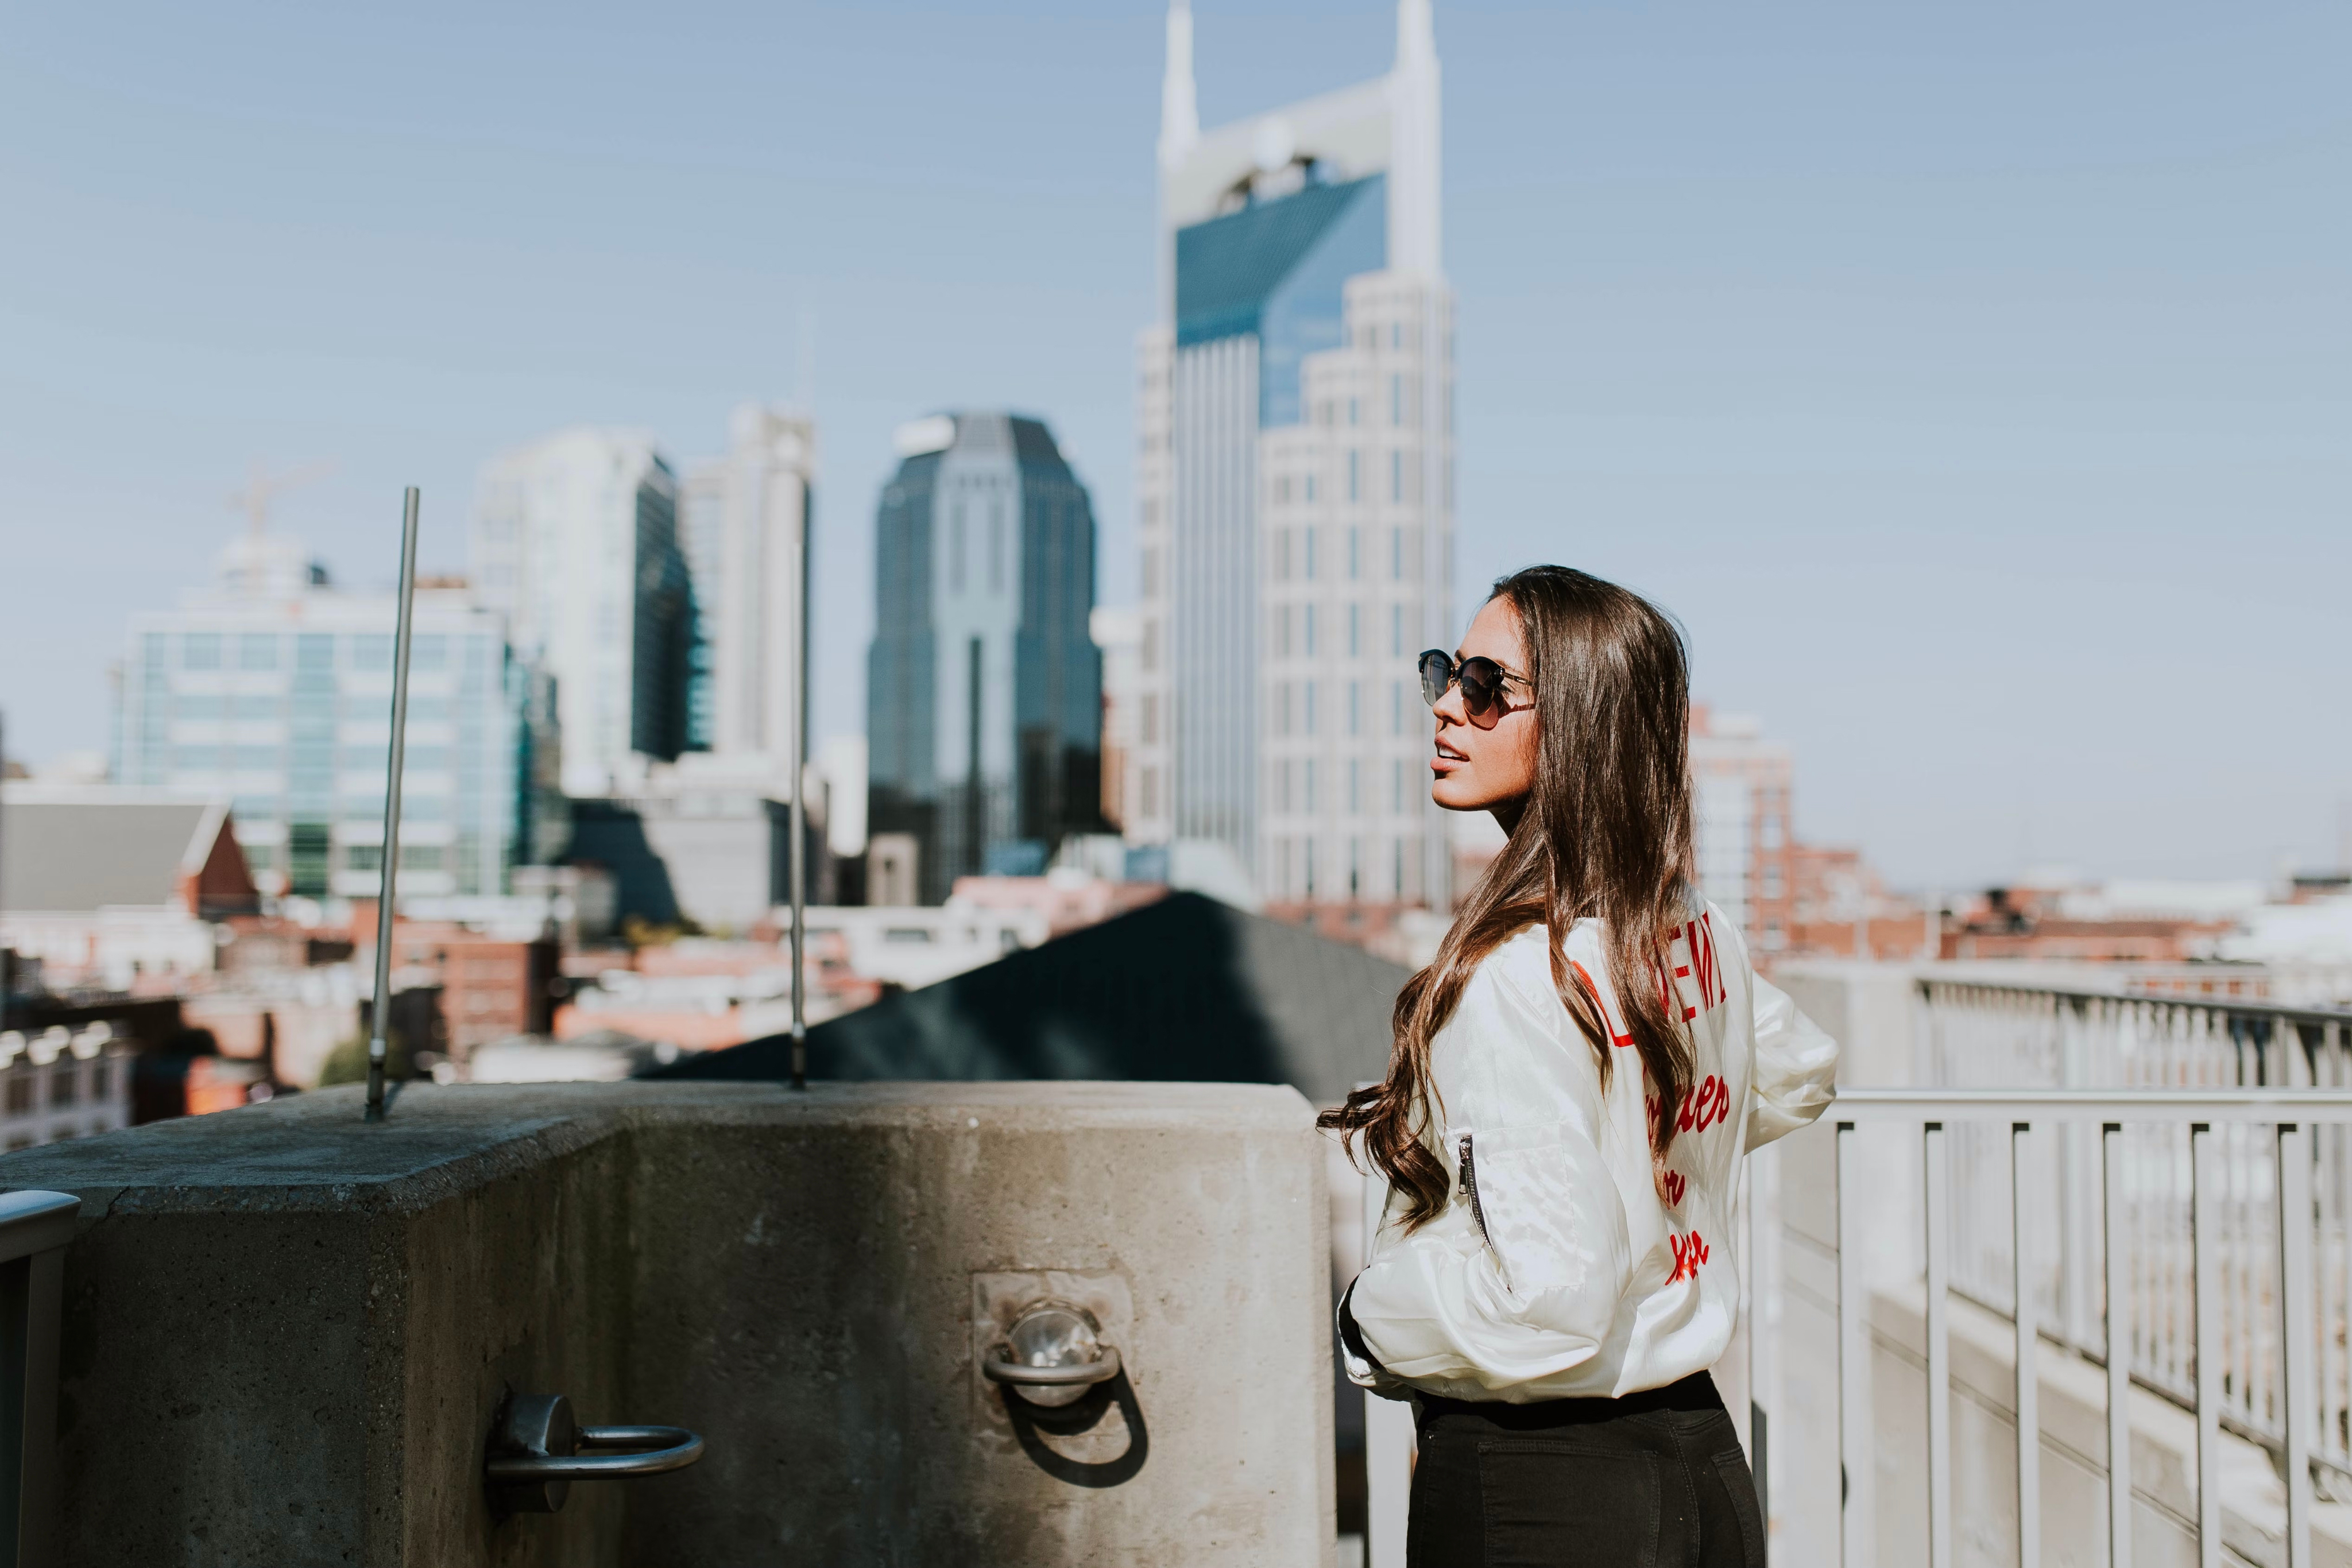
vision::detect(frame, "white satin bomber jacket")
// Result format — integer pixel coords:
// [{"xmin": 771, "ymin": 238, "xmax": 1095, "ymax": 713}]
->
[{"xmin": 1341, "ymin": 898, "xmax": 1839, "ymax": 1403}]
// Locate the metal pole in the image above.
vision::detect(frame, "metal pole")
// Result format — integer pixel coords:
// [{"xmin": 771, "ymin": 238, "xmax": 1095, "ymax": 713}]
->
[
  {"xmin": 1837, "ymin": 1121, "xmax": 1870, "ymax": 1568},
  {"xmin": 2279, "ymin": 1121, "xmax": 2316, "ymax": 1568},
  {"xmin": 1925, "ymin": 1122, "xmax": 1953, "ymax": 1568},
  {"xmin": 2192, "ymin": 1123, "xmax": 2222, "ymax": 1568},
  {"xmin": 1361, "ymin": 1164, "xmax": 1413, "ymax": 1568},
  {"xmin": 365, "ymin": 487, "xmax": 420, "ymax": 1123},
  {"xmin": 2102, "ymin": 1123, "xmax": 2132, "ymax": 1568},
  {"xmin": 2013, "ymin": 1121, "xmax": 2041, "ymax": 1568},
  {"xmin": 788, "ymin": 477, "xmax": 810, "ymax": 1091}
]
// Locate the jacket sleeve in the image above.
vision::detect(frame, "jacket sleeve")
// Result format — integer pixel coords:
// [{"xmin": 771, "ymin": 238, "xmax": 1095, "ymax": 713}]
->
[
  {"xmin": 1746, "ymin": 971, "xmax": 1839, "ymax": 1149},
  {"xmin": 1343, "ymin": 1113, "xmax": 1633, "ymax": 1396}
]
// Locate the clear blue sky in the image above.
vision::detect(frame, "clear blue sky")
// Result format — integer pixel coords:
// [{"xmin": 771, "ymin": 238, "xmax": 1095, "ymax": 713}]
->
[{"xmin": 3, "ymin": 1, "xmax": 2345, "ymax": 888}]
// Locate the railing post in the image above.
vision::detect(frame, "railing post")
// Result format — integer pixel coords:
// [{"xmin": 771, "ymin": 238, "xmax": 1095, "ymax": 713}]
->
[
  {"xmin": 2102, "ymin": 1124, "xmax": 2132, "ymax": 1568},
  {"xmin": 0, "ymin": 1191, "xmax": 79, "ymax": 1568},
  {"xmin": 2278, "ymin": 1122, "xmax": 2315, "ymax": 1568},
  {"xmin": 1924, "ymin": 1122, "xmax": 1952, "ymax": 1568},
  {"xmin": 2063, "ymin": 1005, "xmax": 2098, "ymax": 1353},
  {"xmin": 2012, "ymin": 1122, "xmax": 2040, "ymax": 1568},
  {"xmin": 1838, "ymin": 1121, "xmax": 1871, "ymax": 1568},
  {"xmin": 2191, "ymin": 1122, "xmax": 2222, "ymax": 1568},
  {"xmin": 1361, "ymin": 1168, "xmax": 1411, "ymax": 1568}
]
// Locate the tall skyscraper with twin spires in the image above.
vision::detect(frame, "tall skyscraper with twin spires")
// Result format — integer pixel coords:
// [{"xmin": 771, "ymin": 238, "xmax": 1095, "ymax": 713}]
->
[{"xmin": 1125, "ymin": 0, "xmax": 1454, "ymax": 911}]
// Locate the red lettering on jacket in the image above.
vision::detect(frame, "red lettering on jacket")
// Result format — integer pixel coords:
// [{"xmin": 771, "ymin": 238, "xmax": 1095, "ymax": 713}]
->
[
  {"xmin": 1655, "ymin": 1074, "xmax": 1730, "ymax": 1136},
  {"xmin": 1569, "ymin": 960, "xmax": 1635, "ymax": 1047},
  {"xmin": 1661, "ymin": 1170, "xmax": 1687, "ymax": 1206},
  {"xmin": 1668, "ymin": 1230, "xmax": 1711, "ymax": 1283},
  {"xmin": 1688, "ymin": 914, "xmax": 1726, "ymax": 1011}
]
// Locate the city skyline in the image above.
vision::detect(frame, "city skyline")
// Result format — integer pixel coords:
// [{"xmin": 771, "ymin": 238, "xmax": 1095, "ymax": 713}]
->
[{"xmin": 2, "ymin": 1, "xmax": 2346, "ymax": 889}]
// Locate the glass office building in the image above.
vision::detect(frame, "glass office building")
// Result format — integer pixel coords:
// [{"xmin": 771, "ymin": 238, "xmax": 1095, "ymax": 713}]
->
[
  {"xmin": 469, "ymin": 429, "xmax": 696, "ymax": 796},
  {"xmin": 1129, "ymin": 0, "xmax": 1455, "ymax": 907},
  {"xmin": 114, "ymin": 531, "xmax": 542, "ymax": 901},
  {"xmin": 867, "ymin": 413, "xmax": 1102, "ymax": 905}
]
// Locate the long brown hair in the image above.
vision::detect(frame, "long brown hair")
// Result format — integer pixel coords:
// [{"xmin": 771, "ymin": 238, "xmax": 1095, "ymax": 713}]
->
[{"xmin": 1320, "ymin": 566, "xmax": 1697, "ymax": 1230}]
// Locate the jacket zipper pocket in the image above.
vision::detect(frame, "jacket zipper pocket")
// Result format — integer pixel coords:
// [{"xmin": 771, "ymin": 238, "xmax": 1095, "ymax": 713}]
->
[{"xmin": 1457, "ymin": 1133, "xmax": 1494, "ymax": 1249}]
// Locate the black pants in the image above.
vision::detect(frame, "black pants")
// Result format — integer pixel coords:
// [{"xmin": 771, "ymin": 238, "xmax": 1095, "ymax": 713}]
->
[{"xmin": 1405, "ymin": 1372, "xmax": 1766, "ymax": 1567}]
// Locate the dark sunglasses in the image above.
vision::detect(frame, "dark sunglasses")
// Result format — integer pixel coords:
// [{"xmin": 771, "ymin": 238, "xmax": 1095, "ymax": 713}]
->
[{"xmin": 1418, "ymin": 649, "xmax": 1530, "ymax": 721}]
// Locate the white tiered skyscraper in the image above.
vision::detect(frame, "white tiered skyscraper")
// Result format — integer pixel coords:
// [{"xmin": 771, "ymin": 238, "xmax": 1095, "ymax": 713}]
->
[{"xmin": 1128, "ymin": 0, "xmax": 1455, "ymax": 909}]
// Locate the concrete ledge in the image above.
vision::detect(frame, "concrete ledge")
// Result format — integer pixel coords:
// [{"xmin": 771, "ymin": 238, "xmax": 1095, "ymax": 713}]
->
[{"xmin": 7, "ymin": 1081, "xmax": 1334, "ymax": 1568}]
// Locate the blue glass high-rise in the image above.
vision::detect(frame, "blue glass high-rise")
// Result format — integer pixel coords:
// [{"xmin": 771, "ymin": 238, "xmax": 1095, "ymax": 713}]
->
[{"xmin": 867, "ymin": 413, "xmax": 1102, "ymax": 904}]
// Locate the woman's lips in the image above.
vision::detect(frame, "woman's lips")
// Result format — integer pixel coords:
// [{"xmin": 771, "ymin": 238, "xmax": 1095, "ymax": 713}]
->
[{"xmin": 1432, "ymin": 740, "xmax": 1468, "ymax": 772}]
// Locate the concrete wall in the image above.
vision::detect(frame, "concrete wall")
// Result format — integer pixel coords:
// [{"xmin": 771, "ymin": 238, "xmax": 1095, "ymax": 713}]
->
[{"xmin": 4, "ymin": 1080, "xmax": 1334, "ymax": 1567}]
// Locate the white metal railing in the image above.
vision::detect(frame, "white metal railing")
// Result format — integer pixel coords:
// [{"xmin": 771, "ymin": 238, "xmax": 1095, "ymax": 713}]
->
[
  {"xmin": 1921, "ymin": 981, "xmax": 2352, "ymax": 1489},
  {"xmin": 1835, "ymin": 1087, "xmax": 2352, "ymax": 1568},
  {"xmin": 1357, "ymin": 1085, "xmax": 2352, "ymax": 1568}
]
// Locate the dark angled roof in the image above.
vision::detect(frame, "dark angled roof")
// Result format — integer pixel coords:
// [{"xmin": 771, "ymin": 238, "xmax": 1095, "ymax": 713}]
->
[{"xmin": 645, "ymin": 892, "xmax": 1408, "ymax": 1106}]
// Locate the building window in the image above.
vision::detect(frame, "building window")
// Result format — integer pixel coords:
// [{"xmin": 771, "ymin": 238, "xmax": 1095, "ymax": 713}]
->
[
  {"xmin": 1304, "ymin": 605, "xmax": 1317, "ymax": 657},
  {"xmin": 1141, "ymin": 694, "xmax": 1158, "ymax": 745},
  {"xmin": 354, "ymin": 634, "xmax": 392, "ymax": 673},
  {"xmin": 1391, "ymin": 603, "xmax": 1404, "ymax": 656},
  {"xmin": 182, "ymin": 633, "xmax": 222, "ymax": 670},
  {"xmin": 1347, "ymin": 603, "xmax": 1360, "ymax": 658},
  {"xmin": 1390, "ymin": 527, "xmax": 1402, "ymax": 580},
  {"xmin": 1347, "ymin": 680, "xmax": 1360, "ymax": 737},
  {"xmin": 1390, "ymin": 374, "xmax": 1402, "ymax": 425},
  {"xmin": 1391, "ymin": 321, "xmax": 1403, "ymax": 350},
  {"xmin": 1305, "ymin": 760, "xmax": 1318, "ymax": 812},
  {"xmin": 950, "ymin": 502, "xmax": 966, "ymax": 593},
  {"xmin": 1390, "ymin": 451, "xmax": 1403, "ymax": 502},
  {"xmin": 1305, "ymin": 527, "xmax": 1318, "ymax": 580},
  {"xmin": 1305, "ymin": 473, "xmax": 1317, "ymax": 502},
  {"xmin": 1347, "ymin": 452, "xmax": 1360, "ymax": 504},
  {"xmin": 1141, "ymin": 767, "xmax": 1159, "ymax": 819},
  {"xmin": 1142, "ymin": 618, "xmax": 1159, "ymax": 674},
  {"xmin": 1305, "ymin": 682, "xmax": 1318, "ymax": 736},
  {"xmin": 1273, "ymin": 477, "xmax": 1290, "ymax": 505},
  {"xmin": 1390, "ymin": 681, "xmax": 1403, "ymax": 735},
  {"xmin": 1279, "ymin": 683, "xmax": 1293, "ymax": 735},
  {"xmin": 1279, "ymin": 760, "xmax": 1293, "ymax": 813},
  {"xmin": 1763, "ymin": 866, "xmax": 1785, "ymax": 899},
  {"xmin": 1142, "ymin": 546, "xmax": 1159, "ymax": 597},
  {"xmin": 1348, "ymin": 397, "xmax": 1360, "ymax": 427},
  {"xmin": 1392, "ymin": 758, "xmax": 1407, "ymax": 812},
  {"xmin": 237, "ymin": 634, "xmax": 278, "ymax": 671},
  {"xmin": 1347, "ymin": 526, "xmax": 1360, "ymax": 580},
  {"xmin": 1393, "ymin": 837, "xmax": 1406, "ymax": 896},
  {"xmin": 989, "ymin": 501, "xmax": 1005, "ymax": 593},
  {"xmin": 1277, "ymin": 605, "xmax": 1293, "ymax": 659},
  {"xmin": 1348, "ymin": 759, "xmax": 1361, "ymax": 813}
]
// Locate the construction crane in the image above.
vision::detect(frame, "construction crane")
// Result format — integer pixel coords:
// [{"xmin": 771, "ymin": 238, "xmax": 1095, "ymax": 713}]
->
[{"xmin": 228, "ymin": 458, "xmax": 336, "ymax": 536}]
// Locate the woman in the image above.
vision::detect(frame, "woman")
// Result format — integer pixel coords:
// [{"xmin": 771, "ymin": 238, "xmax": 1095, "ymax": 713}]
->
[{"xmin": 1325, "ymin": 566, "xmax": 1839, "ymax": 1567}]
